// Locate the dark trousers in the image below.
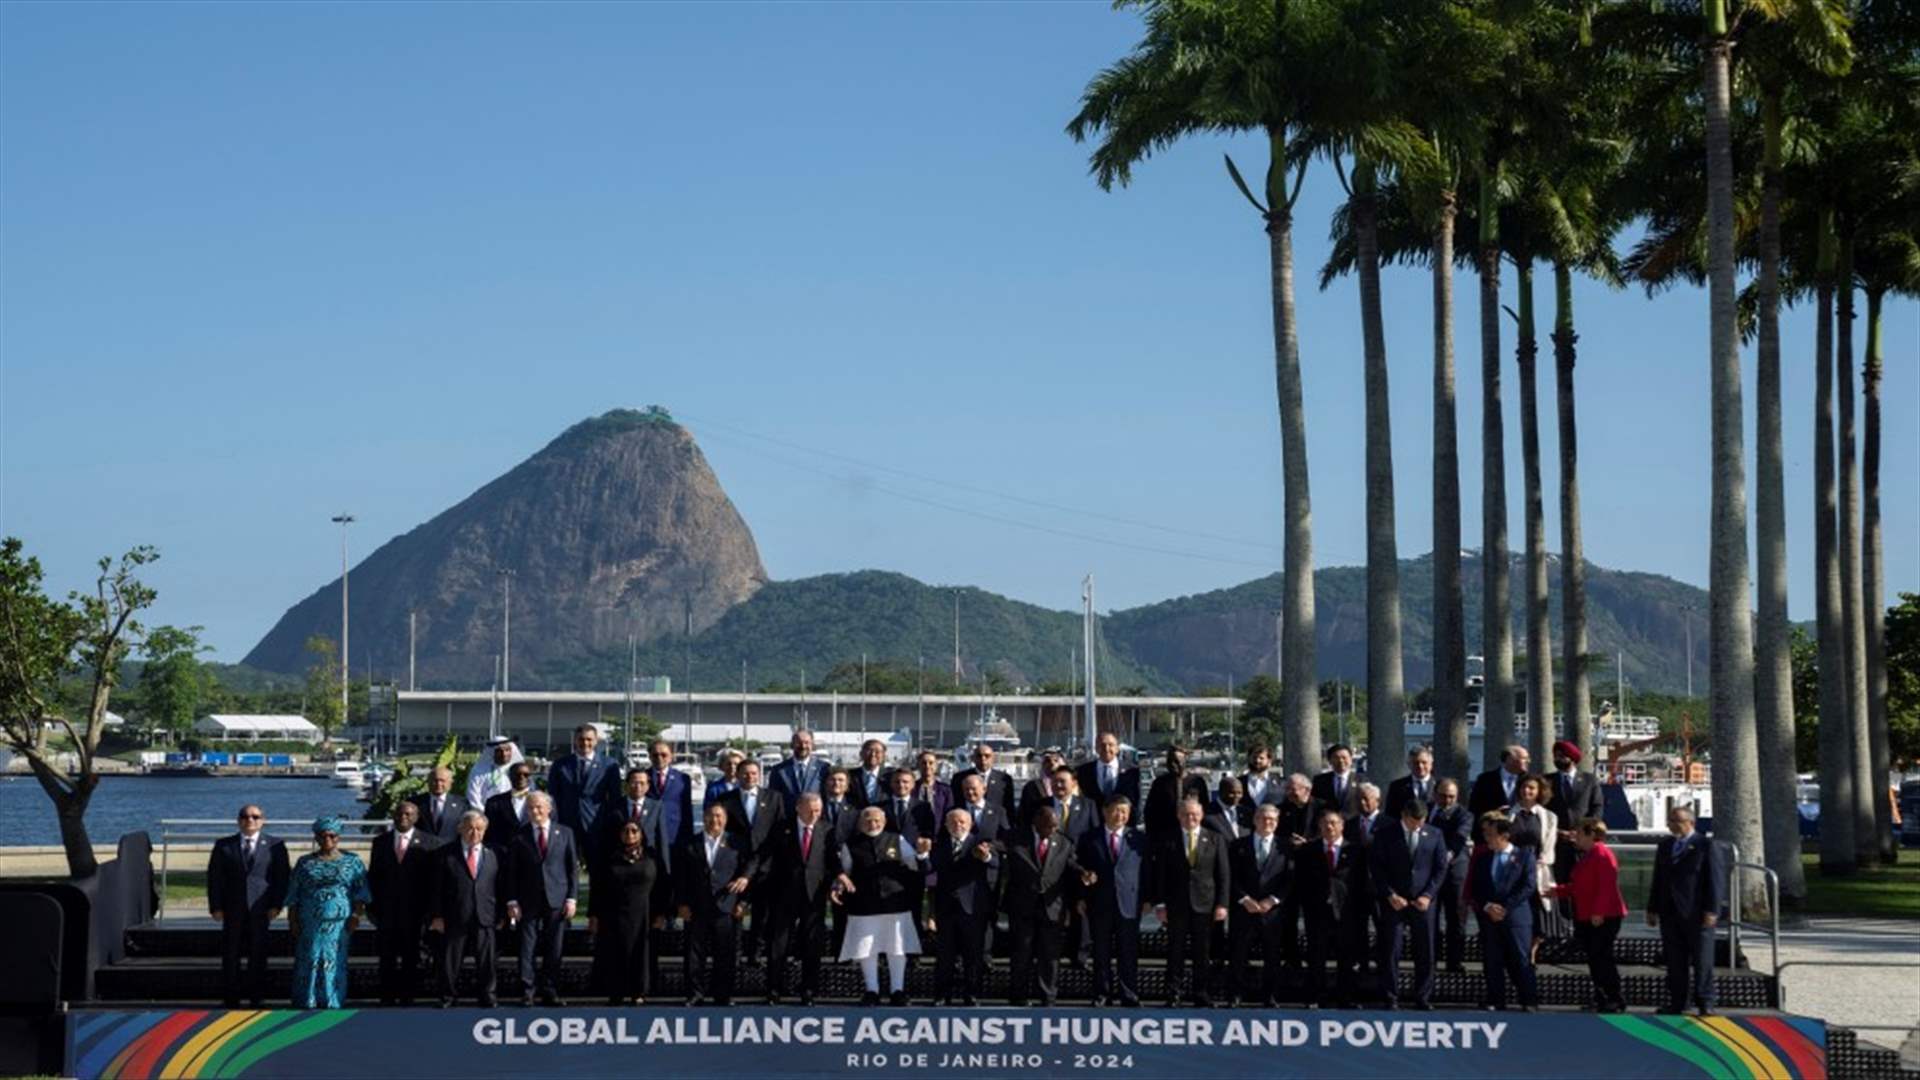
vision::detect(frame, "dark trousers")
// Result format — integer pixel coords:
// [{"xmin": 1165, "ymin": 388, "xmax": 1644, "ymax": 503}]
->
[
  {"xmin": 1377, "ymin": 904, "xmax": 1436, "ymax": 1004},
  {"xmin": 440, "ymin": 924, "xmax": 497, "ymax": 1005},
  {"xmin": 1305, "ymin": 910, "xmax": 1361, "ymax": 1004},
  {"xmin": 375, "ymin": 919, "xmax": 425, "ymax": 1004},
  {"xmin": 219, "ymin": 909, "xmax": 272, "ymax": 1005},
  {"xmin": 685, "ymin": 912, "xmax": 737, "ymax": 1002},
  {"xmin": 1434, "ymin": 866, "xmax": 1469, "ymax": 968},
  {"xmin": 1088, "ymin": 906, "xmax": 1140, "ymax": 1004},
  {"xmin": 1228, "ymin": 911, "xmax": 1283, "ymax": 1002},
  {"xmin": 933, "ymin": 906, "xmax": 987, "ymax": 1002},
  {"xmin": 516, "ymin": 912, "xmax": 566, "ymax": 998},
  {"xmin": 1576, "ymin": 916, "xmax": 1624, "ymax": 1007},
  {"xmin": 1277, "ymin": 895, "xmax": 1305, "ymax": 976},
  {"xmin": 767, "ymin": 897, "xmax": 824, "ymax": 997},
  {"xmin": 1006, "ymin": 913, "xmax": 1064, "ymax": 1004},
  {"xmin": 1480, "ymin": 915, "xmax": 1538, "ymax": 1008},
  {"xmin": 1164, "ymin": 906, "xmax": 1215, "ymax": 1002},
  {"xmin": 1350, "ymin": 891, "xmax": 1382, "ymax": 983},
  {"xmin": 1660, "ymin": 916, "xmax": 1717, "ymax": 1009}
]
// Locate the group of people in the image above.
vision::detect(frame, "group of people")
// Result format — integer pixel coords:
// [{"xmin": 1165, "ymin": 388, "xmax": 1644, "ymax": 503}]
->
[{"xmin": 206, "ymin": 727, "xmax": 1729, "ymax": 1017}]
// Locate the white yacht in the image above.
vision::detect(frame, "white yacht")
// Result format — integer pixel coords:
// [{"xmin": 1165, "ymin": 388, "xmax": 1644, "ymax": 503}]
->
[{"xmin": 332, "ymin": 760, "xmax": 367, "ymax": 789}]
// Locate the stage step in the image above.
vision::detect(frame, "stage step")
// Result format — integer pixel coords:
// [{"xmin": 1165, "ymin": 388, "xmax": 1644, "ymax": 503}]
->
[{"xmin": 1825, "ymin": 1027, "xmax": 1920, "ymax": 1080}]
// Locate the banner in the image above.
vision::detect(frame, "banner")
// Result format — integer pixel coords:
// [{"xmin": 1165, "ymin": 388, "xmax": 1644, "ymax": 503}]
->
[{"xmin": 67, "ymin": 1007, "xmax": 1827, "ymax": 1079}]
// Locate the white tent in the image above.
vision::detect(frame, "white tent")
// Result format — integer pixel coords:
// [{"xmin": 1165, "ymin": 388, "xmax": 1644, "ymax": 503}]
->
[{"xmin": 192, "ymin": 714, "xmax": 322, "ymax": 743}]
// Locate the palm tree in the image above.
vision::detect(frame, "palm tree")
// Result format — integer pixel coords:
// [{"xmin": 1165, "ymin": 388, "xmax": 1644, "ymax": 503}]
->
[
  {"xmin": 1512, "ymin": 226, "xmax": 1556, "ymax": 768},
  {"xmin": 1812, "ymin": 209, "xmax": 1857, "ymax": 873},
  {"xmin": 1068, "ymin": 0, "xmax": 1334, "ymax": 773}
]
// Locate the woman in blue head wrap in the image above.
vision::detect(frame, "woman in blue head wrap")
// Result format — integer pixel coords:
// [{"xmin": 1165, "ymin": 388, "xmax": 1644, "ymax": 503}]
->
[{"xmin": 285, "ymin": 814, "xmax": 371, "ymax": 1008}]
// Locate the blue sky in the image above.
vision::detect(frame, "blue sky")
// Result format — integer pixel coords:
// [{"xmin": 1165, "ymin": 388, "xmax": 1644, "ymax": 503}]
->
[{"xmin": 3, "ymin": 2, "xmax": 1914, "ymax": 663}]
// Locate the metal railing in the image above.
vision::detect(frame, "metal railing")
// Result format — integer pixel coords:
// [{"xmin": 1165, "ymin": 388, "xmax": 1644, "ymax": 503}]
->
[
  {"xmin": 1728, "ymin": 857, "xmax": 1780, "ymax": 997},
  {"xmin": 156, "ymin": 818, "xmax": 388, "ymax": 919}
]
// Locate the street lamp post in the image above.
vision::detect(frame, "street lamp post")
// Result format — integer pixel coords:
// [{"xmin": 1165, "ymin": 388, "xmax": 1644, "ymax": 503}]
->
[
  {"xmin": 498, "ymin": 569, "xmax": 516, "ymax": 694},
  {"xmin": 330, "ymin": 514, "xmax": 354, "ymax": 737}
]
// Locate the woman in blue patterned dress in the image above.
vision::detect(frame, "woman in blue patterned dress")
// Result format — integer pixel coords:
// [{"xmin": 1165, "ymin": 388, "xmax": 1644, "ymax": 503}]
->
[{"xmin": 285, "ymin": 815, "xmax": 370, "ymax": 1008}]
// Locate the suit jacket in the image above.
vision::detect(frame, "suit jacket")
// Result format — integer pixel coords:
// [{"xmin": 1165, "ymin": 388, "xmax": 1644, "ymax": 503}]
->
[
  {"xmin": 821, "ymin": 798, "xmax": 860, "ymax": 842},
  {"xmin": 1230, "ymin": 833, "xmax": 1290, "ymax": 909},
  {"xmin": 368, "ymin": 828, "xmax": 440, "ymax": 928},
  {"xmin": 715, "ymin": 785, "xmax": 786, "ymax": 856},
  {"xmin": 1647, "ymin": 832, "xmax": 1728, "ymax": 923},
  {"xmin": 953, "ymin": 802, "xmax": 1009, "ymax": 847},
  {"xmin": 547, "ymin": 752, "xmax": 623, "ymax": 850},
  {"xmin": 1344, "ymin": 812, "xmax": 1386, "ymax": 902},
  {"xmin": 950, "ymin": 767, "xmax": 1017, "ymax": 820},
  {"xmin": 768, "ymin": 756, "xmax": 827, "ymax": 804},
  {"xmin": 647, "ymin": 764, "xmax": 696, "ymax": 847},
  {"xmin": 678, "ymin": 832, "xmax": 751, "ymax": 917},
  {"xmin": 1203, "ymin": 801, "xmax": 1253, "ymax": 844},
  {"xmin": 1367, "ymin": 822, "xmax": 1450, "ymax": 905},
  {"xmin": 1383, "ymin": 774, "xmax": 1442, "ymax": 820},
  {"xmin": 1075, "ymin": 760, "xmax": 1142, "ymax": 822},
  {"xmin": 507, "ymin": 822, "xmax": 579, "ymax": 914},
  {"xmin": 928, "ymin": 832, "xmax": 999, "ymax": 917},
  {"xmin": 432, "ymin": 842, "xmax": 505, "ymax": 928},
  {"xmin": 483, "ymin": 790, "xmax": 533, "ymax": 848},
  {"xmin": 1275, "ymin": 797, "xmax": 1325, "ymax": 853},
  {"xmin": 1468, "ymin": 767, "xmax": 1525, "ymax": 820},
  {"xmin": 1017, "ymin": 777, "xmax": 1063, "ymax": 829},
  {"xmin": 915, "ymin": 778, "xmax": 954, "ymax": 826},
  {"xmin": 1240, "ymin": 771, "xmax": 1287, "ymax": 809},
  {"xmin": 1545, "ymin": 769, "xmax": 1605, "ymax": 832},
  {"xmin": 1076, "ymin": 826, "xmax": 1150, "ymax": 919},
  {"xmin": 1158, "ymin": 828, "xmax": 1232, "ymax": 913},
  {"xmin": 1429, "ymin": 805, "xmax": 1474, "ymax": 875},
  {"xmin": 1292, "ymin": 838, "xmax": 1364, "ymax": 922},
  {"xmin": 765, "ymin": 818, "xmax": 842, "ymax": 908},
  {"xmin": 410, "ymin": 792, "xmax": 471, "ymax": 843},
  {"xmin": 1311, "ymin": 771, "xmax": 1361, "ymax": 816},
  {"xmin": 1143, "ymin": 771, "xmax": 1209, "ymax": 839},
  {"xmin": 207, "ymin": 833, "xmax": 290, "ymax": 917},
  {"xmin": 1469, "ymin": 846, "xmax": 1536, "ymax": 932},
  {"xmin": 1001, "ymin": 829, "xmax": 1081, "ymax": 924},
  {"xmin": 879, "ymin": 794, "xmax": 936, "ymax": 845},
  {"xmin": 848, "ymin": 766, "xmax": 891, "ymax": 808},
  {"xmin": 1038, "ymin": 793, "xmax": 1097, "ymax": 844},
  {"xmin": 599, "ymin": 794, "xmax": 670, "ymax": 873}
]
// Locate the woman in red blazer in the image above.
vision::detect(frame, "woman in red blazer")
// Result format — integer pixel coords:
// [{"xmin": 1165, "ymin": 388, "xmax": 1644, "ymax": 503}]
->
[{"xmin": 1552, "ymin": 818, "xmax": 1629, "ymax": 1012}]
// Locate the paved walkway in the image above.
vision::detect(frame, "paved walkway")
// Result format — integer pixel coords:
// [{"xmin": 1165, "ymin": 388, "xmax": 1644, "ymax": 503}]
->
[{"xmin": 1765, "ymin": 917, "xmax": 1920, "ymax": 1057}]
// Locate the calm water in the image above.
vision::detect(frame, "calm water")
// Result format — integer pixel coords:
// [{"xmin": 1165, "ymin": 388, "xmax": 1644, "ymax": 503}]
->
[{"xmin": 0, "ymin": 775, "xmax": 365, "ymax": 846}]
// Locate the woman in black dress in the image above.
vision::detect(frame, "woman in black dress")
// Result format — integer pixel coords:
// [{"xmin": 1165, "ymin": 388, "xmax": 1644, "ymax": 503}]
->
[{"xmin": 590, "ymin": 820, "xmax": 661, "ymax": 1004}]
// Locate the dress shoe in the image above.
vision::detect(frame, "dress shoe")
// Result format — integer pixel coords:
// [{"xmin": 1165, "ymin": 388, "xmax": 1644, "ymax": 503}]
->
[
  {"xmin": 687, "ymin": 994, "xmax": 709, "ymax": 1007},
  {"xmin": 768, "ymin": 993, "xmax": 784, "ymax": 1006},
  {"xmin": 1192, "ymin": 996, "xmax": 1214, "ymax": 1009},
  {"xmin": 1118, "ymin": 995, "xmax": 1141, "ymax": 1008},
  {"xmin": 1381, "ymin": 1000, "xmax": 1399, "ymax": 1011},
  {"xmin": 437, "ymin": 999, "xmax": 454, "ymax": 1009},
  {"xmin": 477, "ymin": 997, "xmax": 498, "ymax": 1008},
  {"xmin": 860, "ymin": 992, "xmax": 880, "ymax": 1007},
  {"xmin": 961, "ymin": 996, "xmax": 980, "ymax": 1007},
  {"xmin": 799, "ymin": 993, "xmax": 816, "ymax": 1007},
  {"xmin": 1517, "ymin": 1005, "xmax": 1538, "ymax": 1013},
  {"xmin": 1414, "ymin": 1001, "xmax": 1435, "ymax": 1011},
  {"xmin": 889, "ymin": 991, "xmax": 909, "ymax": 1007},
  {"xmin": 540, "ymin": 993, "xmax": 564, "ymax": 1007},
  {"xmin": 519, "ymin": 995, "xmax": 535, "ymax": 1007},
  {"xmin": 714, "ymin": 998, "xmax": 733, "ymax": 1007},
  {"xmin": 1696, "ymin": 1006, "xmax": 1714, "ymax": 1018},
  {"xmin": 1039, "ymin": 997, "xmax": 1058, "ymax": 1008}
]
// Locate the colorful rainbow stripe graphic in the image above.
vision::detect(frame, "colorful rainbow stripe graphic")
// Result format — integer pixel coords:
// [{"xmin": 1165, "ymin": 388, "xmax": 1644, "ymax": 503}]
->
[
  {"xmin": 1602, "ymin": 1014, "xmax": 1828, "ymax": 1079},
  {"xmin": 71, "ymin": 1009, "xmax": 358, "ymax": 1080}
]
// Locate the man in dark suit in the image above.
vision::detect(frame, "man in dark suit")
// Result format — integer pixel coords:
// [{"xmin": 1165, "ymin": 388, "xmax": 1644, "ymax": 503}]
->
[
  {"xmin": 547, "ymin": 724, "xmax": 623, "ymax": 871},
  {"xmin": 1472, "ymin": 815, "xmax": 1539, "ymax": 1010},
  {"xmin": 913, "ymin": 750, "xmax": 953, "ymax": 826},
  {"xmin": 1344, "ymin": 783, "xmax": 1387, "ymax": 990},
  {"xmin": 1143, "ymin": 745, "xmax": 1203, "ymax": 844},
  {"xmin": 1468, "ymin": 744, "xmax": 1533, "ymax": 819},
  {"xmin": 950, "ymin": 743, "xmax": 1017, "ymax": 820},
  {"xmin": 429, "ymin": 810, "xmax": 506, "ymax": 1008},
  {"xmin": 1076, "ymin": 732, "xmax": 1141, "ymax": 825},
  {"xmin": 1043, "ymin": 764, "xmax": 1097, "ymax": 844},
  {"xmin": 1294, "ymin": 809, "xmax": 1366, "ymax": 1007},
  {"xmin": 412, "ymin": 767, "xmax": 470, "ymax": 843},
  {"xmin": 1204, "ymin": 776, "xmax": 1253, "ymax": 844},
  {"xmin": 1003, "ymin": 805, "xmax": 1081, "ymax": 1006},
  {"xmin": 1076, "ymin": 796, "xmax": 1150, "ymax": 1006},
  {"xmin": 1273, "ymin": 773, "xmax": 1322, "ymax": 985},
  {"xmin": 1546, "ymin": 739, "xmax": 1605, "ymax": 894},
  {"xmin": 601, "ymin": 767, "xmax": 669, "ymax": 873},
  {"xmin": 764, "ymin": 793, "xmax": 844, "ymax": 1004},
  {"xmin": 1369, "ymin": 798, "xmax": 1450, "ymax": 1009},
  {"xmin": 821, "ymin": 767, "xmax": 858, "ymax": 840},
  {"xmin": 483, "ymin": 762, "xmax": 535, "ymax": 849},
  {"xmin": 1383, "ymin": 747, "xmax": 1440, "ymax": 820},
  {"xmin": 206, "ymin": 804, "xmax": 289, "ymax": 1007},
  {"xmin": 648, "ymin": 739, "xmax": 696, "ymax": 849},
  {"xmin": 505, "ymin": 792, "xmax": 578, "ymax": 1005},
  {"xmin": 1241, "ymin": 744, "xmax": 1285, "ymax": 810},
  {"xmin": 1647, "ymin": 805, "xmax": 1728, "ymax": 1016},
  {"xmin": 1156, "ymin": 797, "xmax": 1231, "ymax": 1006},
  {"xmin": 368, "ymin": 799, "xmax": 440, "ymax": 1005},
  {"xmin": 1228, "ymin": 804, "xmax": 1290, "ymax": 1006},
  {"xmin": 677, "ymin": 803, "xmax": 753, "ymax": 1005},
  {"xmin": 1016, "ymin": 751, "xmax": 1066, "ymax": 829},
  {"xmin": 879, "ymin": 767, "xmax": 933, "ymax": 950},
  {"xmin": 1312, "ymin": 744, "xmax": 1361, "ymax": 816},
  {"xmin": 768, "ymin": 729, "xmax": 826, "ymax": 805},
  {"xmin": 1428, "ymin": 778, "xmax": 1474, "ymax": 972},
  {"xmin": 953, "ymin": 773, "xmax": 1009, "ymax": 847},
  {"xmin": 927, "ymin": 807, "xmax": 999, "ymax": 1005},
  {"xmin": 848, "ymin": 739, "xmax": 891, "ymax": 808},
  {"xmin": 716, "ymin": 758, "xmax": 786, "ymax": 964}
]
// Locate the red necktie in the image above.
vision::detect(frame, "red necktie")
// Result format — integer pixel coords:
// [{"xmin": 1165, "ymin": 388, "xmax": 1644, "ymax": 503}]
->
[
  {"xmin": 801, "ymin": 825, "xmax": 813, "ymax": 861},
  {"xmin": 631, "ymin": 800, "xmax": 642, "ymax": 823},
  {"xmin": 1110, "ymin": 832, "xmax": 1120, "ymax": 862},
  {"xmin": 538, "ymin": 828, "xmax": 548, "ymax": 858},
  {"xmin": 1327, "ymin": 843, "xmax": 1337, "ymax": 874},
  {"xmin": 466, "ymin": 846, "xmax": 479, "ymax": 879},
  {"xmin": 1038, "ymin": 838, "xmax": 1049, "ymax": 863},
  {"xmin": 396, "ymin": 834, "xmax": 408, "ymax": 863}
]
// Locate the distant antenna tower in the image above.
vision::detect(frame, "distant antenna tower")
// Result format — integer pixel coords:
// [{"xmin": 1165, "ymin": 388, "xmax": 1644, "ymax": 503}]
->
[{"xmin": 952, "ymin": 591, "xmax": 962, "ymax": 683}]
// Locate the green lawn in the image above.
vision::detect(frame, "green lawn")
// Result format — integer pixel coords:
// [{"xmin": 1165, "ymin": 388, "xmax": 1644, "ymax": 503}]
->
[{"xmin": 1799, "ymin": 852, "xmax": 1920, "ymax": 919}]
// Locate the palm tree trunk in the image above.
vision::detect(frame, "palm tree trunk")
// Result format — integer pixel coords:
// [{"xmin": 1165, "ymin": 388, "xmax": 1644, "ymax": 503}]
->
[
  {"xmin": 1703, "ymin": 27, "xmax": 1765, "ymax": 906},
  {"xmin": 1267, "ymin": 138, "xmax": 1320, "ymax": 776},
  {"xmin": 1516, "ymin": 256, "xmax": 1554, "ymax": 768},
  {"xmin": 1836, "ymin": 233, "xmax": 1876, "ymax": 864},
  {"xmin": 1551, "ymin": 262, "xmax": 1591, "ymax": 769},
  {"xmin": 1813, "ymin": 213, "xmax": 1856, "ymax": 875},
  {"xmin": 1433, "ymin": 193, "xmax": 1470, "ymax": 785},
  {"xmin": 1355, "ymin": 166, "xmax": 1406, "ymax": 782},
  {"xmin": 1754, "ymin": 94, "xmax": 1807, "ymax": 901},
  {"xmin": 1479, "ymin": 175, "xmax": 1515, "ymax": 771},
  {"xmin": 1863, "ymin": 287, "xmax": 1892, "ymax": 863}
]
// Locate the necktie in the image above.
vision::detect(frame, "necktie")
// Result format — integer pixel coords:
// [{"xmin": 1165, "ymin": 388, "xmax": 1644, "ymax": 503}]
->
[
  {"xmin": 1258, "ymin": 837, "xmax": 1269, "ymax": 863},
  {"xmin": 631, "ymin": 800, "xmax": 642, "ymax": 823},
  {"xmin": 1110, "ymin": 832, "xmax": 1120, "ymax": 862},
  {"xmin": 433, "ymin": 796, "xmax": 443, "ymax": 825},
  {"xmin": 654, "ymin": 770, "xmax": 665, "ymax": 793},
  {"xmin": 538, "ymin": 827, "xmax": 548, "ymax": 858},
  {"xmin": 1102, "ymin": 765, "xmax": 1114, "ymax": 795},
  {"xmin": 397, "ymin": 834, "xmax": 408, "ymax": 862},
  {"xmin": 953, "ymin": 838, "xmax": 965, "ymax": 859},
  {"xmin": 1186, "ymin": 831, "xmax": 1198, "ymax": 867},
  {"xmin": 243, "ymin": 838, "xmax": 255, "ymax": 866},
  {"xmin": 466, "ymin": 846, "xmax": 479, "ymax": 879},
  {"xmin": 745, "ymin": 792, "xmax": 757, "ymax": 822},
  {"xmin": 896, "ymin": 798, "xmax": 907, "ymax": 823},
  {"xmin": 1038, "ymin": 837, "xmax": 1049, "ymax": 863},
  {"xmin": 1326, "ymin": 843, "xmax": 1337, "ymax": 874},
  {"xmin": 1336, "ymin": 775, "xmax": 1346, "ymax": 802},
  {"xmin": 1407, "ymin": 828, "xmax": 1418, "ymax": 855},
  {"xmin": 801, "ymin": 824, "xmax": 813, "ymax": 861}
]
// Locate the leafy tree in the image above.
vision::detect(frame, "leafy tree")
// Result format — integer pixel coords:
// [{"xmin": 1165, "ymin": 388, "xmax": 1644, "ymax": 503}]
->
[
  {"xmin": 304, "ymin": 634, "xmax": 342, "ymax": 737},
  {"xmin": 138, "ymin": 624, "xmax": 209, "ymax": 741}
]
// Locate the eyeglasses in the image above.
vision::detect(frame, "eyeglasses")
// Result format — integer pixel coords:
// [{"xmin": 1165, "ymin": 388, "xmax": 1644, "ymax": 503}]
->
[{"xmin": 240, "ymin": 813, "xmax": 263, "ymax": 820}]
